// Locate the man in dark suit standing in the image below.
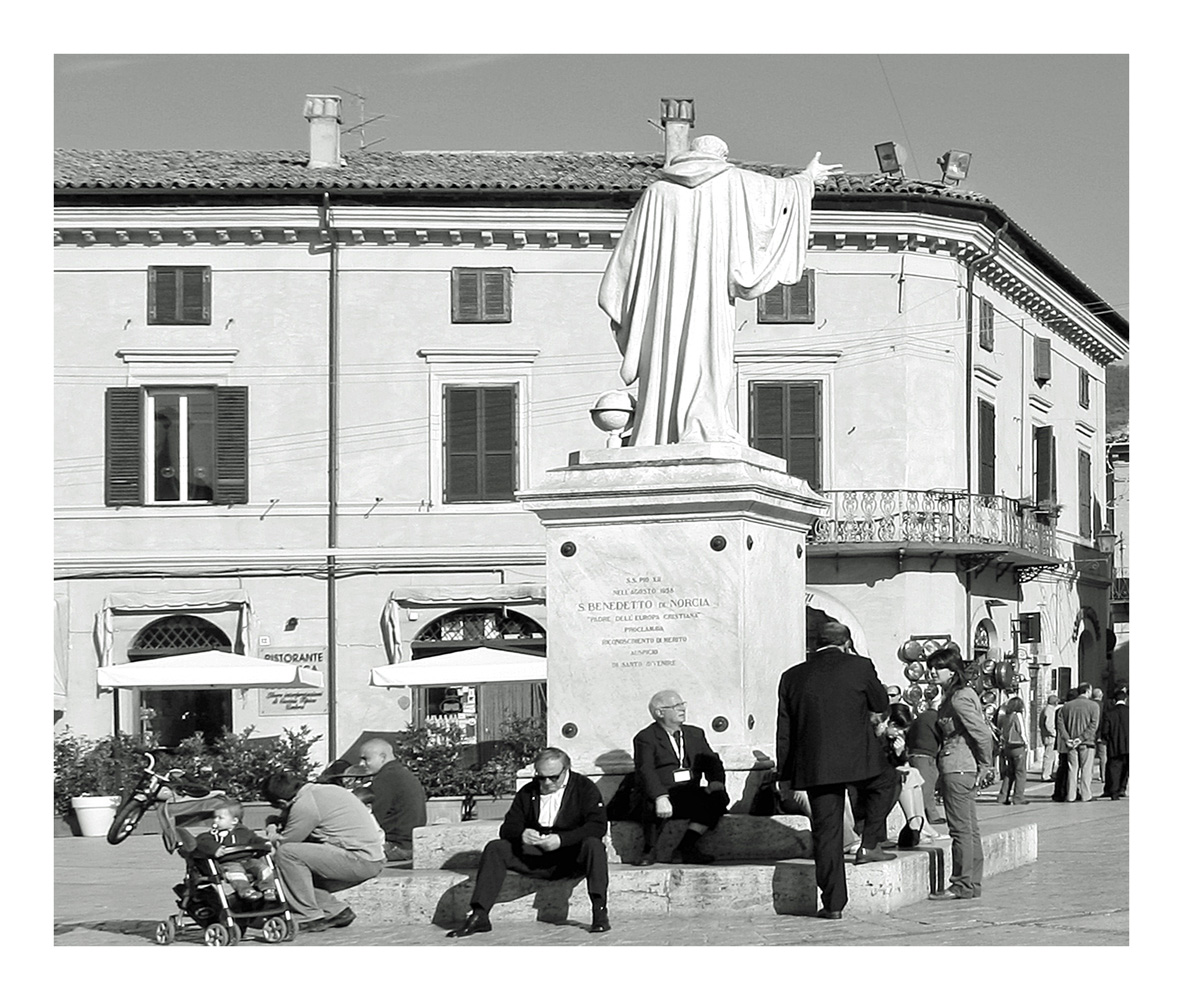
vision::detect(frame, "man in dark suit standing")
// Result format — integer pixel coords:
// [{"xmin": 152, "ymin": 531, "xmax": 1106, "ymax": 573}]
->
[
  {"xmin": 1099, "ymin": 685, "xmax": 1129, "ymax": 799},
  {"xmin": 631, "ymin": 689, "xmax": 729, "ymax": 865},
  {"xmin": 777, "ymin": 621, "xmax": 898, "ymax": 919},
  {"xmin": 447, "ymin": 747, "xmax": 610, "ymax": 938}
]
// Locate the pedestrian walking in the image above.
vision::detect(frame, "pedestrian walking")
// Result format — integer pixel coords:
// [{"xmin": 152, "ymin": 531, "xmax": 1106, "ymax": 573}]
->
[
  {"xmin": 995, "ymin": 696, "xmax": 1029, "ymax": 805},
  {"xmin": 1038, "ymin": 694, "xmax": 1060, "ymax": 780}
]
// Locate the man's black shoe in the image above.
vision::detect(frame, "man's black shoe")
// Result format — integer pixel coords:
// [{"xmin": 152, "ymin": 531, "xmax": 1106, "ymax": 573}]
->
[
  {"xmin": 590, "ymin": 908, "xmax": 611, "ymax": 933},
  {"xmin": 447, "ymin": 910, "xmax": 492, "ymax": 938},
  {"xmin": 929, "ymin": 886, "xmax": 974, "ymax": 900},
  {"xmin": 816, "ymin": 908, "xmax": 843, "ymax": 919},
  {"xmin": 326, "ymin": 906, "xmax": 356, "ymax": 928},
  {"xmin": 854, "ymin": 846, "xmax": 897, "ymax": 865},
  {"xmin": 299, "ymin": 917, "xmax": 331, "ymax": 932},
  {"xmin": 679, "ymin": 844, "xmax": 716, "ymax": 865}
]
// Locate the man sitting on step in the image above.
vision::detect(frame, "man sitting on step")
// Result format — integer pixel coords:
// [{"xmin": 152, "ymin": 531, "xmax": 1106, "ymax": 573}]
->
[
  {"xmin": 447, "ymin": 747, "xmax": 610, "ymax": 938},
  {"xmin": 631, "ymin": 689, "xmax": 729, "ymax": 865}
]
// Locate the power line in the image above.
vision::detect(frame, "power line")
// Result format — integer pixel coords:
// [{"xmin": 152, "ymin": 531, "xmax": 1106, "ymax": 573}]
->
[{"xmin": 877, "ymin": 55, "xmax": 920, "ymax": 178}]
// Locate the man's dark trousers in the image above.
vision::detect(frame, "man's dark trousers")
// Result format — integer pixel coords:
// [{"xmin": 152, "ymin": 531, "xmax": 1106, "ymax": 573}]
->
[
  {"xmin": 641, "ymin": 785, "xmax": 728, "ymax": 854},
  {"xmin": 806, "ymin": 767, "xmax": 897, "ymax": 913},
  {"xmin": 469, "ymin": 838, "xmax": 608, "ymax": 912},
  {"xmin": 1105, "ymin": 754, "xmax": 1129, "ymax": 798}
]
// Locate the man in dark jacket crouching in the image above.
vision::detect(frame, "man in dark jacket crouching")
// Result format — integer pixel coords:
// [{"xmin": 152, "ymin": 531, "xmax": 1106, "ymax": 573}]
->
[{"xmin": 447, "ymin": 747, "xmax": 610, "ymax": 937}]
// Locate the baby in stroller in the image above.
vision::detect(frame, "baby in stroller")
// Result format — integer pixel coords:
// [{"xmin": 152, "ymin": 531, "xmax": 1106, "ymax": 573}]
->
[{"xmin": 189, "ymin": 798, "xmax": 277, "ymax": 903}]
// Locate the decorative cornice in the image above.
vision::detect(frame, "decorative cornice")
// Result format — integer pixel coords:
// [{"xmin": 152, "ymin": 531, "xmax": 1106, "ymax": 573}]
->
[
  {"xmin": 734, "ymin": 349, "xmax": 843, "ymax": 365},
  {"xmin": 116, "ymin": 348, "xmax": 239, "ymax": 366},
  {"xmin": 1028, "ymin": 393, "xmax": 1053, "ymax": 416},
  {"xmin": 416, "ymin": 348, "xmax": 540, "ymax": 365},
  {"xmin": 973, "ymin": 363, "xmax": 1004, "ymax": 388},
  {"xmin": 1075, "ymin": 419, "xmax": 1097, "ymax": 438}
]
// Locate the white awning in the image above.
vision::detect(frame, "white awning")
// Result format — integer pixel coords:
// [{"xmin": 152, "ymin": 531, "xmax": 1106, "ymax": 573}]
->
[
  {"xmin": 97, "ymin": 650, "xmax": 325, "ymax": 690},
  {"xmin": 370, "ymin": 647, "xmax": 547, "ymax": 687}
]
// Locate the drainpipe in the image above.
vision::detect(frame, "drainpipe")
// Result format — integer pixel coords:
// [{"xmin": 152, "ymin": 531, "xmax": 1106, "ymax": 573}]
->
[
  {"xmin": 323, "ymin": 191, "xmax": 340, "ymax": 761},
  {"xmin": 963, "ymin": 224, "xmax": 1008, "ymax": 649}
]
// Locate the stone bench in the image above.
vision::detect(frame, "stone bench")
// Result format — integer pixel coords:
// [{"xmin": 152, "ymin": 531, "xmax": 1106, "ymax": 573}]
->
[
  {"xmin": 340, "ymin": 821, "xmax": 1036, "ymax": 924},
  {"xmin": 412, "ymin": 814, "xmax": 815, "ymax": 869}
]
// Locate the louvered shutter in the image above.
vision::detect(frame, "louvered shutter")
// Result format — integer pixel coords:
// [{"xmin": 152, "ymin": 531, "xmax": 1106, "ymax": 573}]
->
[
  {"xmin": 1034, "ymin": 337, "xmax": 1052, "ymax": 384},
  {"xmin": 749, "ymin": 382, "xmax": 787, "ymax": 459},
  {"xmin": 787, "ymin": 270, "xmax": 815, "ymax": 323},
  {"xmin": 757, "ymin": 284, "xmax": 789, "ymax": 323},
  {"xmin": 105, "ymin": 387, "xmax": 143, "ymax": 506},
  {"xmin": 149, "ymin": 268, "xmax": 176, "ymax": 324},
  {"xmin": 445, "ymin": 387, "xmax": 480, "ymax": 501},
  {"xmin": 179, "ymin": 268, "xmax": 209, "ymax": 323},
  {"xmin": 481, "ymin": 385, "xmax": 517, "ymax": 499},
  {"xmin": 1078, "ymin": 449, "xmax": 1092, "ymax": 539},
  {"xmin": 787, "ymin": 382, "xmax": 822, "ymax": 488},
  {"xmin": 482, "ymin": 270, "xmax": 511, "ymax": 321},
  {"xmin": 1034, "ymin": 425, "xmax": 1055, "ymax": 504},
  {"xmin": 212, "ymin": 386, "xmax": 249, "ymax": 505},
  {"xmin": 978, "ymin": 299, "xmax": 995, "ymax": 351},
  {"xmin": 452, "ymin": 269, "xmax": 481, "ymax": 322},
  {"xmin": 978, "ymin": 399, "xmax": 996, "ymax": 495},
  {"xmin": 1079, "ymin": 369, "xmax": 1090, "ymax": 407}
]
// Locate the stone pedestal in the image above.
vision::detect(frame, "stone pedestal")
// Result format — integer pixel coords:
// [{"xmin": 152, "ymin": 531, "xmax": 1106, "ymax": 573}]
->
[{"xmin": 519, "ymin": 443, "xmax": 828, "ymax": 809}]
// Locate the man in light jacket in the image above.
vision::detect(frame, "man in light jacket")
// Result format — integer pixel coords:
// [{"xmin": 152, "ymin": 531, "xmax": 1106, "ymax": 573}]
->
[{"xmin": 1056, "ymin": 682, "xmax": 1101, "ymax": 802}]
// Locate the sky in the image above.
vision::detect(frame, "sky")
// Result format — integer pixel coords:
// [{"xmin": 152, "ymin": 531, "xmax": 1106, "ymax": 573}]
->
[{"xmin": 53, "ymin": 53, "xmax": 1129, "ymax": 324}]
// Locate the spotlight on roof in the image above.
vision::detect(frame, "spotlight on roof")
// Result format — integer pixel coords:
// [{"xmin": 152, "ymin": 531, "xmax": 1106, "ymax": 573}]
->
[
  {"xmin": 874, "ymin": 141, "xmax": 906, "ymax": 175},
  {"xmin": 937, "ymin": 149, "xmax": 972, "ymax": 185}
]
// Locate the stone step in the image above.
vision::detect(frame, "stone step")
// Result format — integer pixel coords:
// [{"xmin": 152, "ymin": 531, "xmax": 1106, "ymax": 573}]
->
[{"xmin": 340, "ymin": 821, "xmax": 1036, "ymax": 925}]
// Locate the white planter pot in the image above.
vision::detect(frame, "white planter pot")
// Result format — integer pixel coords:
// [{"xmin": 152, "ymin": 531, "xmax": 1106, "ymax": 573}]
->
[{"xmin": 70, "ymin": 795, "xmax": 120, "ymax": 837}]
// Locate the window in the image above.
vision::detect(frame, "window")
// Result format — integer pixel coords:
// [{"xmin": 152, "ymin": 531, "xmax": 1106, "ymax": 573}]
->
[
  {"xmin": 1079, "ymin": 368, "xmax": 1090, "ymax": 408},
  {"xmin": 757, "ymin": 269, "xmax": 815, "ymax": 324},
  {"xmin": 148, "ymin": 267, "xmax": 210, "ymax": 325},
  {"xmin": 1033, "ymin": 425, "xmax": 1057, "ymax": 507},
  {"xmin": 978, "ymin": 399, "xmax": 996, "ymax": 495},
  {"xmin": 978, "ymin": 298, "xmax": 995, "ymax": 351},
  {"xmin": 749, "ymin": 381, "xmax": 822, "ymax": 488},
  {"xmin": 1033, "ymin": 336, "xmax": 1052, "ymax": 385},
  {"xmin": 1018, "ymin": 612, "xmax": 1042, "ymax": 644},
  {"xmin": 443, "ymin": 385, "xmax": 518, "ymax": 502},
  {"xmin": 451, "ymin": 268, "xmax": 512, "ymax": 323},
  {"xmin": 1078, "ymin": 448, "xmax": 1093, "ymax": 540},
  {"xmin": 104, "ymin": 385, "xmax": 248, "ymax": 506}
]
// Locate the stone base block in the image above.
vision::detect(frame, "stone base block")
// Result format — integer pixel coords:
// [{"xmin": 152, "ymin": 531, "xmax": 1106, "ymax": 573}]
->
[
  {"xmin": 412, "ymin": 814, "xmax": 814, "ymax": 870},
  {"xmin": 343, "ymin": 822, "xmax": 1037, "ymax": 925}
]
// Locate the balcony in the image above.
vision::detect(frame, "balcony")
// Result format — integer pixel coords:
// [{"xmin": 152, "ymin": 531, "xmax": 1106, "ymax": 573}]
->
[
  {"xmin": 1111, "ymin": 577, "xmax": 1129, "ymax": 602},
  {"xmin": 808, "ymin": 490, "xmax": 1060, "ymax": 572}
]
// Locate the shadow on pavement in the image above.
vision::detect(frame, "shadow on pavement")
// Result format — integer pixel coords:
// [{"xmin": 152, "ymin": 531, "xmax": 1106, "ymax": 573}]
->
[{"xmin": 55, "ymin": 919, "xmax": 159, "ymax": 941}]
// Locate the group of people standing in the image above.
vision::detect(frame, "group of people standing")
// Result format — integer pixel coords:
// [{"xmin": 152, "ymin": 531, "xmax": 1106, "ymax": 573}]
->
[{"xmin": 1037, "ymin": 683, "xmax": 1130, "ymax": 802}]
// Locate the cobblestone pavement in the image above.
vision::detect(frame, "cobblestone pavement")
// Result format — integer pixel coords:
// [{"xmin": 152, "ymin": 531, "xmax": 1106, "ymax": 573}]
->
[{"xmin": 55, "ymin": 777, "xmax": 1128, "ymax": 948}]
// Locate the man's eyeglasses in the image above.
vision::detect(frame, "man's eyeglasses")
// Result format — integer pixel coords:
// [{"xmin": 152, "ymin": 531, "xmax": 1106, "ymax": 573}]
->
[
  {"xmin": 534, "ymin": 769, "xmax": 567, "ymax": 783},
  {"xmin": 659, "ymin": 702, "xmax": 687, "ymax": 711}
]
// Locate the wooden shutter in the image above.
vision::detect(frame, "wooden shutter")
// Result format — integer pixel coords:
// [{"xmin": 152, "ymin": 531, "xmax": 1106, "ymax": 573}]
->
[
  {"xmin": 787, "ymin": 382, "xmax": 822, "ymax": 488},
  {"xmin": 1078, "ymin": 449, "xmax": 1092, "ymax": 539},
  {"xmin": 105, "ymin": 387, "xmax": 143, "ymax": 506},
  {"xmin": 482, "ymin": 269, "xmax": 511, "ymax": 322},
  {"xmin": 978, "ymin": 298, "xmax": 995, "ymax": 351},
  {"xmin": 787, "ymin": 270, "xmax": 815, "ymax": 323},
  {"xmin": 452, "ymin": 269, "xmax": 481, "ymax": 322},
  {"xmin": 978, "ymin": 399, "xmax": 996, "ymax": 495},
  {"xmin": 1034, "ymin": 336, "xmax": 1052, "ymax": 384},
  {"xmin": 179, "ymin": 268, "xmax": 210, "ymax": 323},
  {"xmin": 212, "ymin": 386, "xmax": 249, "ymax": 504},
  {"xmin": 1034, "ymin": 425, "xmax": 1056, "ymax": 504},
  {"xmin": 148, "ymin": 268, "xmax": 176, "ymax": 324},
  {"xmin": 749, "ymin": 382, "xmax": 786, "ymax": 459},
  {"xmin": 757, "ymin": 284, "xmax": 789, "ymax": 323},
  {"xmin": 444, "ymin": 385, "xmax": 517, "ymax": 501},
  {"xmin": 1079, "ymin": 368, "xmax": 1090, "ymax": 408}
]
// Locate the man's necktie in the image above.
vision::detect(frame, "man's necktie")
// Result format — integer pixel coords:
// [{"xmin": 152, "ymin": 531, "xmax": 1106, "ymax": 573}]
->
[{"xmin": 674, "ymin": 730, "xmax": 685, "ymax": 767}]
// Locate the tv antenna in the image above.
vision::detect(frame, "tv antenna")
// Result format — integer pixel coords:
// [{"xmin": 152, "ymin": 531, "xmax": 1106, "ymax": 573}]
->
[{"xmin": 334, "ymin": 86, "xmax": 388, "ymax": 152}]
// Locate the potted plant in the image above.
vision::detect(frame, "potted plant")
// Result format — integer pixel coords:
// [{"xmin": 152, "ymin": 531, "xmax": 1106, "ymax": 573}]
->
[{"xmin": 54, "ymin": 730, "xmax": 132, "ymax": 836}]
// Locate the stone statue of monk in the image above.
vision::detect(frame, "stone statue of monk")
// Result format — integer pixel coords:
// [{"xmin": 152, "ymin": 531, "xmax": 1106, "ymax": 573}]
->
[{"xmin": 598, "ymin": 135, "xmax": 842, "ymax": 447}]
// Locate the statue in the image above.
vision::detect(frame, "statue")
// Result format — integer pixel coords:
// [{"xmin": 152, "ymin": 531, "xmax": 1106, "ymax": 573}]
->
[{"xmin": 598, "ymin": 135, "xmax": 842, "ymax": 447}]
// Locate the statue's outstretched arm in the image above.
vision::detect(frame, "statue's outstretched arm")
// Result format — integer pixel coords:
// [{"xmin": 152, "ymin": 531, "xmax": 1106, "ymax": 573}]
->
[{"xmin": 803, "ymin": 151, "xmax": 843, "ymax": 185}]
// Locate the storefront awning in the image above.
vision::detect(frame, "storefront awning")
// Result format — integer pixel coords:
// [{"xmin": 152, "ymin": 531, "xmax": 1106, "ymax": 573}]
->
[
  {"xmin": 97, "ymin": 650, "xmax": 324, "ymax": 690},
  {"xmin": 370, "ymin": 647, "xmax": 547, "ymax": 687}
]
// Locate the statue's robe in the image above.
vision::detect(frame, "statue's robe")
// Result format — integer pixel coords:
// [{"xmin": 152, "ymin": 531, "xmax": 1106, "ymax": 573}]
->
[{"xmin": 598, "ymin": 153, "xmax": 814, "ymax": 446}]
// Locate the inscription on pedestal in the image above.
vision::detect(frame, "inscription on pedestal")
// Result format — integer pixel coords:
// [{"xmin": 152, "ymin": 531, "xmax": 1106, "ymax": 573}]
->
[{"xmin": 576, "ymin": 575, "xmax": 716, "ymax": 670}]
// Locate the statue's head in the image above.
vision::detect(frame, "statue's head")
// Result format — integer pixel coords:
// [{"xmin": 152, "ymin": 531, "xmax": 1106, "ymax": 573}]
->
[{"xmin": 690, "ymin": 134, "xmax": 729, "ymax": 160}]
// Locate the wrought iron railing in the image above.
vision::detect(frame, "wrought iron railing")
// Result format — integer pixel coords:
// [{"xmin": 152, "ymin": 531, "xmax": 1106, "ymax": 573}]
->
[
  {"xmin": 1111, "ymin": 577, "xmax": 1129, "ymax": 601},
  {"xmin": 808, "ymin": 490, "xmax": 1059, "ymax": 560}
]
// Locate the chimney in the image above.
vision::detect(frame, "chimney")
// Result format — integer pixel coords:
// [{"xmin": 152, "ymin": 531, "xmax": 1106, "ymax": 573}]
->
[
  {"xmin": 660, "ymin": 97, "xmax": 695, "ymax": 164},
  {"xmin": 304, "ymin": 95, "xmax": 343, "ymax": 168}
]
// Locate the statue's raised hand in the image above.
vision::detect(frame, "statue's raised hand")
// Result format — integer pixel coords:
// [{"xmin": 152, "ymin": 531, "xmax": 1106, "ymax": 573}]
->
[{"xmin": 804, "ymin": 152, "xmax": 843, "ymax": 185}]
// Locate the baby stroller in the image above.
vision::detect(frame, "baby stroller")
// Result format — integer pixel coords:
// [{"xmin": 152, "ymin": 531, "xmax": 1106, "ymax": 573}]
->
[{"xmin": 153, "ymin": 794, "xmax": 299, "ymax": 946}]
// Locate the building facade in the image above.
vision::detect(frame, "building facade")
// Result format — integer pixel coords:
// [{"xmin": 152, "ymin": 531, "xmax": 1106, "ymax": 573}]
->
[{"xmin": 54, "ymin": 100, "xmax": 1128, "ymax": 766}]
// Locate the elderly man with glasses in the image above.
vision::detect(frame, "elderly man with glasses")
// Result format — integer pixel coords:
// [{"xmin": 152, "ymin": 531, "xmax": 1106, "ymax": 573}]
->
[
  {"xmin": 447, "ymin": 747, "xmax": 610, "ymax": 938},
  {"xmin": 630, "ymin": 689, "xmax": 729, "ymax": 866}
]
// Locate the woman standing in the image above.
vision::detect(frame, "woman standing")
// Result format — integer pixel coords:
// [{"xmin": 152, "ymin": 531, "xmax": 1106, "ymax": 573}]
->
[
  {"xmin": 928, "ymin": 647, "xmax": 994, "ymax": 900},
  {"xmin": 995, "ymin": 696, "xmax": 1029, "ymax": 805}
]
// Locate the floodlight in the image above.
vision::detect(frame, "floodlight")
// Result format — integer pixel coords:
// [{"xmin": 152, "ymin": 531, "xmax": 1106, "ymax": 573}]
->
[
  {"xmin": 875, "ymin": 141, "xmax": 906, "ymax": 175},
  {"xmin": 938, "ymin": 149, "xmax": 972, "ymax": 185}
]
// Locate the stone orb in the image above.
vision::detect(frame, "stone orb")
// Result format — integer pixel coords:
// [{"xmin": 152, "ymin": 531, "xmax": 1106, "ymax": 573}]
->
[{"xmin": 590, "ymin": 390, "xmax": 636, "ymax": 433}]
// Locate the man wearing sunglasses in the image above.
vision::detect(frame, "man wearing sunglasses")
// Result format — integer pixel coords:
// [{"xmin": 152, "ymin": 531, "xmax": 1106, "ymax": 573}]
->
[{"xmin": 447, "ymin": 748, "xmax": 610, "ymax": 938}]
